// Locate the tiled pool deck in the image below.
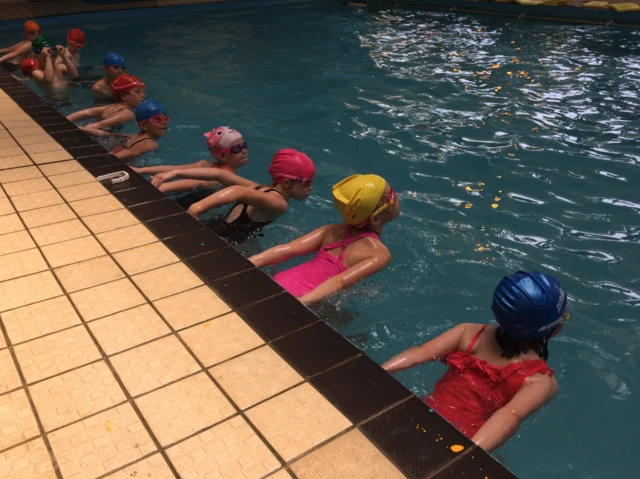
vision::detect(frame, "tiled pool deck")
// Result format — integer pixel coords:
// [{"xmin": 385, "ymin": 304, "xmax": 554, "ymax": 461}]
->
[{"xmin": 0, "ymin": 72, "xmax": 519, "ymax": 479}]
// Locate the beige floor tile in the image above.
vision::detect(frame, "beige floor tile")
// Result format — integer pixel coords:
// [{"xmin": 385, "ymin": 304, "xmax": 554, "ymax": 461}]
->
[
  {"xmin": 0, "ymin": 348, "xmax": 21, "ymax": 394},
  {"xmin": 30, "ymin": 361, "xmax": 127, "ymax": 432},
  {"xmin": 3, "ymin": 119, "xmax": 38, "ymax": 130},
  {"xmin": 110, "ymin": 335, "xmax": 200, "ymax": 397},
  {"xmin": 0, "ymin": 138, "xmax": 18, "ymax": 148},
  {"xmin": 180, "ymin": 313, "xmax": 264, "ymax": 367},
  {"xmin": 22, "ymin": 141, "xmax": 64, "ymax": 155},
  {"xmin": 69, "ymin": 278, "xmax": 146, "ymax": 321},
  {"xmin": 135, "ymin": 372, "xmax": 235, "ymax": 447},
  {"xmin": 0, "ymin": 438, "xmax": 57, "ymax": 479},
  {"xmin": 210, "ymin": 346, "xmax": 303, "ymax": 410},
  {"xmin": 7, "ymin": 126, "xmax": 46, "ymax": 138},
  {"xmin": 153, "ymin": 285, "xmax": 231, "ymax": 330},
  {"xmin": 246, "ymin": 383, "xmax": 352, "ymax": 462},
  {"xmin": 96, "ymin": 224, "xmax": 158, "ymax": 254},
  {"xmin": 2, "ymin": 296, "xmax": 82, "ymax": 345},
  {"xmin": 88, "ymin": 304, "xmax": 170, "ymax": 356},
  {"xmin": 290, "ymin": 429, "xmax": 405, "ymax": 479},
  {"xmin": 0, "ymin": 213, "xmax": 25, "ymax": 234},
  {"xmin": 0, "ymin": 185, "xmax": 4, "ymax": 198},
  {"xmin": 70, "ymin": 194, "xmax": 124, "ymax": 217},
  {"xmin": 103, "ymin": 453, "xmax": 175, "ymax": 478},
  {"xmin": 83, "ymin": 209, "xmax": 140, "ymax": 234},
  {"xmin": 0, "ymin": 389, "xmax": 39, "ymax": 450},
  {"xmin": 266, "ymin": 470, "xmax": 294, "ymax": 479},
  {"xmin": 48, "ymin": 403, "xmax": 156, "ymax": 479},
  {"xmin": 132, "ymin": 263, "xmax": 203, "ymax": 301},
  {"xmin": 30, "ymin": 150, "xmax": 74, "ymax": 164},
  {"xmin": 41, "ymin": 236, "xmax": 106, "ymax": 268},
  {"xmin": 0, "ymin": 271, "xmax": 63, "ymax": 313},
  {"xmin": 39, "ymin": 160, "xmax": 83, "ymax": 176},
  {"xmin": 0, "ymin": 155, "xmax": 32, "ymax": 169},
  {"xmin": 58, "ymin": 181, "xmax": 109, "ymax": 202},
  {"xmin": 29, "ymin": 218, "xmax": 91, "ymax": 247},
  {"xmin": 0, "ymin": 230, "xmax": 34, "ymax": 256},
  {"xmin": 0, "ymin": 196, "xmax": 14, "ymax": 216},
  {"xmin": 113, "ymin": 241, "xmax": 180, "ymax": 276},
  {"xmin": 0, "ymin": 145, "xmax": 26, "ymax": 158},
  {"xmin": 19, "ymin": 203, "xmax": 76, "ymax": 228},
  {"xmin": 0, "ymin": 165, "xmax": 42, "ymax": 183},
  {"xmin": 0, "ymin": 248, "xmax": 48, "ymax": 282},
  {"xmin": 0, "ymin": 328, "xmax": 5, "ymax": 349},
  {"xmin": 14, "ymin": 325, "xmax": 101, "ymax": 384},
  {"xmin": 48, "ymin": 170, "xmax": 96, "ymax": 188},
  {"xmin": 11, "ymin": 189, "xmax": 64, "ymax": 212},
  {"xmin": 54, "ymin": 255, "xmax": 125, "ymax": 294},
  {"xmin": 2, "ymin": 177, "xmax": 52, "ymax": 197},
  {"xmin": 167, "ymin": 416, "xmax": 280, "ymax": 479}
]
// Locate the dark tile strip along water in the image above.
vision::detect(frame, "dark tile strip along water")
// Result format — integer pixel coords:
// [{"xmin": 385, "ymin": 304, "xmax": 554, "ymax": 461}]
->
[{"xmin": 0, "ymin": 65, "xmax": 518, "ymax": 479}]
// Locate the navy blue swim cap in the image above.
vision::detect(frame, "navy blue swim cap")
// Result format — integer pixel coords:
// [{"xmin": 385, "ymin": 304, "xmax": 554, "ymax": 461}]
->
[
  {"xmin": 491, "ymin": 271, "xmax": 568, "ymax": 340},
  {"xmin": 135, "ymin": 100, "xmax": 167, "ymax": 122},
  {"xmin": 103, "ymin": 52, "xmax": 125, "ymax": 68}
]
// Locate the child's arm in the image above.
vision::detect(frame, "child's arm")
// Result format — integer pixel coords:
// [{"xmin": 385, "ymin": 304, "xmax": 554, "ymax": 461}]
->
[
  {"xmin": 55, "ymin": 46, "xmax": 79, "ymax": 79},
  {"xmin": 0, "ymin": 42, "xmax": 21, "ymax": 54},
  {"xmin": 298, "ymin": 247, "xmax": 392, "ymax": 305},
  {"xmin": 67, "ymin": 105, "xmax": 109, "ymax": 122},
  {"xmin": 85, "ymin": 109, "xmax": 135, "ymax": 131},
  {"xmin": 250, "ymin": 226, "xmax": 330, "ymax": 267},
  {"xmin": 30, "ymin": 51, "xmax": 54, "ymax": 84},
  {"xmin": 471, "ymin": 374, "xmax": 557, "ymax": 452},
  {"xmin": 187, "ymin": 186, "xmax": 287, "ymax": 219},
  {"xmin": 133, "ymin": 159, "xmax": 212, "ymax": 175},
  {"xmin": 152, "ymin": 168, "xmax": 254, "ymax": 189},
  {"xmin": 382, "ymin": 324, "xmax": 471, "ymax": 373},
  {"xmin": 113, "ymin": 140, "xmax": 158, "ymax": 163},
  {"xmin": 0, "ymin": 42, "xmax": 29, "ymax": 63}
]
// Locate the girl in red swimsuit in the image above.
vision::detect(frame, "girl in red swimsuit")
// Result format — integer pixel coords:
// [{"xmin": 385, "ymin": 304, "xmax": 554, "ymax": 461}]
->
[
  {"xmin": 132, "ymin": 126, "xmax": 248, "ymax": 194},
  {"xmin": 383, "ymin": 271, "xmax": 572, "ymax": 453},
  {"xmin": 111, "ymin": 100, "xmax": 168, "ymax": 163}
]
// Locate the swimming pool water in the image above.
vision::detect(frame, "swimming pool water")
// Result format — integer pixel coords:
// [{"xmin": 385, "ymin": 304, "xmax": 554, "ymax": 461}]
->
[{"xmin": 3, "ymin": 2, "xmax": 639, "ymax": 477}]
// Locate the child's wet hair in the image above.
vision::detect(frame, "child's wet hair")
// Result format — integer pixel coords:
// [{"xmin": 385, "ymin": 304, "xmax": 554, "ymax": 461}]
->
[{"xmin": 495, "ymin": 327, "xmax": 550, "ymax": 361}]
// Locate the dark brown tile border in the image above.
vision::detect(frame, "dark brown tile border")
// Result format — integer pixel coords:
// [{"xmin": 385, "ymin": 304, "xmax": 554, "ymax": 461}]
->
[{"xmin": 0, "ymin": 64, "xmax": 519, "ymax": 479}]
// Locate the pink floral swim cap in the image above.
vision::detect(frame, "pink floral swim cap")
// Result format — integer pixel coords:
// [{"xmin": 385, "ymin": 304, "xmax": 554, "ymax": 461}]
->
[{"xmin": 204, "ymin": 126, "xmax": 242, "ymax": 155}]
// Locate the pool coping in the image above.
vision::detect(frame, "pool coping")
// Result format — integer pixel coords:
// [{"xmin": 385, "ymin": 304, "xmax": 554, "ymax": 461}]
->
[{"xmin": 0, "ymin": 66, "xmax": 519, "ymax": 477}]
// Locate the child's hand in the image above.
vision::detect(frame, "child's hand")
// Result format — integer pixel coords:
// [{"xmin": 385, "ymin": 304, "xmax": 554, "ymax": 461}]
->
[
  {"xmin": 42, "ymin": 47, "xmax": 52, "ymax": 57},
  {"xmin": 56, "ymin": 45, "xmax": 66, "ymax": 55},
  {"xmin": 151, "ymin": 171, "xmax": 176, "ymax": 187}
]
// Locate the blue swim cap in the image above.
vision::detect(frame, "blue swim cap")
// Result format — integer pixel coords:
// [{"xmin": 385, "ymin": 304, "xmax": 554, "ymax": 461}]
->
[
  {"xmin": 491, "ymin": 271, "xmax": 568, "ymax": 340},
  {"xmin": 135, "ymin": 100, "xmax": 167, "ymax": 122},
  {"xmin": 103, "ymin": 52, "xmax": 125, "ymax": 68}
]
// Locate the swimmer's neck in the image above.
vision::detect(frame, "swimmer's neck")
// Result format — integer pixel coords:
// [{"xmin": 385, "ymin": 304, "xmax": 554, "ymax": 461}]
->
[{"xmin": 352, "ymin": 222, "xmax": 384, "ymax": 237}]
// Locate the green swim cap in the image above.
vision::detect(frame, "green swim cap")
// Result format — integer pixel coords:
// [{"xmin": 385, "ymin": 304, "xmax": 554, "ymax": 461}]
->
[{"xmin": 32, "ymin": 36, "xmax": 52, "ymax": 53}]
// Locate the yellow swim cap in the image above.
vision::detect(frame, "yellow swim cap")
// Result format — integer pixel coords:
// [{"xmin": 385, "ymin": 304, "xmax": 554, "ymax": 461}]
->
[{"xmin": 332, "ymin": 174, "xmax": 386, "ymax": 225}]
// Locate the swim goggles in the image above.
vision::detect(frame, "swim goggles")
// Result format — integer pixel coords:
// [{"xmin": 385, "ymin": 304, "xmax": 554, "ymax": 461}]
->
[
  {"xmin": 68, "ymin": 41, "xmax": 84, "ymax": 50},
  {"xmin": 27, "ymin": 30, "xmax": 41, "ymax": 36},
  {"xmin": 370, "ymin": 187, "xmax": 398, "ymax": 218},
  {"xmin": 278, "ymin": 174, "xmax": 313, "ymax": 187},
  {"xmin": 217, "ymin": 142, "xmax": 248, "ymax": 155},
  {"xmin": 33, "ymin": 46, "xmax": 54, "ymax": 55},
  {"xmin": 538, "ymin": 301, "xmax": 573, "ymax": 333},
  {"xmin": 146, "ymin": 114, "xmax": 170, "ymax": 125}
]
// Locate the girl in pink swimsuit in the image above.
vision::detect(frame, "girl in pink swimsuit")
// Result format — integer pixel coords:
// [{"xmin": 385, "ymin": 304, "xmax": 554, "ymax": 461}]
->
[
  {"xmin": 250, "ymin": 174, "xmax": 400, "ymax": 305},
  {"xmin": 383, "ymin": 271, "xmax": 572, "ymax": 453}
]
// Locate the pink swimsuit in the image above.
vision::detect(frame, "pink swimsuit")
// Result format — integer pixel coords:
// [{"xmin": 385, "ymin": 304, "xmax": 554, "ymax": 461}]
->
[{"xmin": 274, "ymin": 226, "xmax": 379, "ymax": 298}]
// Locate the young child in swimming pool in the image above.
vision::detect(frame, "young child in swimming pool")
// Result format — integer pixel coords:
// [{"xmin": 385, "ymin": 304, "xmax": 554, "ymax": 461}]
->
[
  {"xmin": 111, "ymin": 100, "xmax": 169, "ymax": 163},
  {"xmin": 0, "ymin": 21, "xmax": 41, "ymax": 71},
  {"xmin": 20, "ymin": 37, "xmax": 75, "ymax": 100},
  {"xmin": 382, "ymin": 271, "xmax": 570, "ymax": 453},
  {"xmin": 133, "ymin": 126, "xmax": 248, "ymax": 193},
  {"xmin": 151, "ymin": 148, "xmax": 315, "ymax": 241},
  {"xmin": 91, "ymin": 53, "xmax": 125, "ymax": 100},
  {"xmin": 66, "ymin": 73, "xmax": 145, "ymax": 136},
  {"xmin": 54, "ymin": 28, "xmax": 84, "ymax": 79},
  {"xmin": 249, "ymin": 174, "xmax": 399, "ymax": 305}
]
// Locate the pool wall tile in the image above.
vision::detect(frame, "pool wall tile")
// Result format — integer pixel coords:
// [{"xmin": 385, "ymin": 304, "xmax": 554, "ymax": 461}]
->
[{"xmin": 1, "ymin": 52, "xmax": 518, "ymax": 479}]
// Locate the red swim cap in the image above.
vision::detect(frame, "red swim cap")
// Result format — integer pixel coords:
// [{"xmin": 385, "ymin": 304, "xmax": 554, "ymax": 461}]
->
[
  {"xmin": 268, "ymin": 149, "xmax": 316, "ymax": 183},
  {"xmin": 23, "ymin": 21, "xmax": 40, "ymax": 34},
  {"xmin": 111, "ymin": 74, "xmax": 145, "ymax": 100},
  {"xmin": 67, "ymin": 28, "xmax": 85, "ymax": 45},
  {"xmin": 20, "ymin": 58, "xmax": 39, "ymax": 76}
]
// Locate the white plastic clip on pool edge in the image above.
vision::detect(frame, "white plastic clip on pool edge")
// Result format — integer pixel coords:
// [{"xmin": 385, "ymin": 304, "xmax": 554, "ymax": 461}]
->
[{"xmin": 96, "ymin": 171, "xmax": 130, "ymax": 184}]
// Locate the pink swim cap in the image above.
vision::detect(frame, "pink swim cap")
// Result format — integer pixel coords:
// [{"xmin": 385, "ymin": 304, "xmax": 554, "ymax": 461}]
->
[
  {"xmin": 268, "ymin": 149, "xmax": 316, "ymax": 183},
  {"xmin": 204, "ymin": 126, "xmax": 242, "ymax": 155}
]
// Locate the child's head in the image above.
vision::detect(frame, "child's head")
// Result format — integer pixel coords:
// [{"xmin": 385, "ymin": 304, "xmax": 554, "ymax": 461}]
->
[
  {"xmin": 23, "ymin": 21, "xmax": 41, "ymax": 42},
  {"xmin": 332, "ymin": 174, "xmax": 400, "ymax": 229},
  {"xmin": 103, "ymin": 52, "xmax": 125, "ymax": 80},
  {"xmin": 66, "ymin": 28, "xmax": 85, "ymax": 54},
  {"xmin": 31, "ymin": 36, "xmax": 54, "ymax": 64},
  {"xmin": 20, "ymin": 58, "xmax": 39, "ymax": 77},
  {"xmin": 135, "ymin": 100, "xmax": 169, "ymax": 139},
  {"xmin": 204, "ymin": 127, "xmax": 248, "ymax": 171},
  {"xmin": 111, "ymin": 74, "xmax": 145, "ymax": 106},
  {"xmin": 491, "ymin": 271, "xmax": 571, "ymax": 360},
  {"xmin": 268, "ymin": 149, "xmax": 315, "ymax": 201}
]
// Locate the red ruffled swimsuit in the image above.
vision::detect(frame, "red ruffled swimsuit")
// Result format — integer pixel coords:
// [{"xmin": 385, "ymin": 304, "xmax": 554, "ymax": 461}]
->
[{"xmin": 424, "ymin": 325, "xmax": 554, "ymax": 438}]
